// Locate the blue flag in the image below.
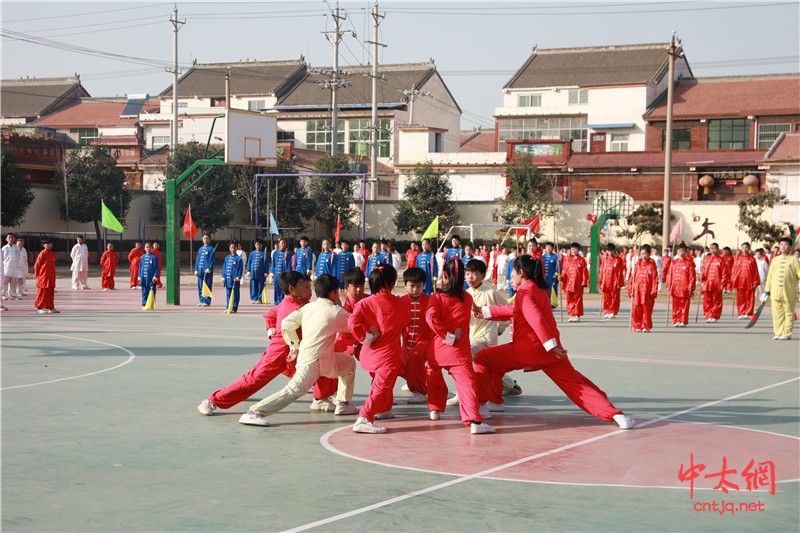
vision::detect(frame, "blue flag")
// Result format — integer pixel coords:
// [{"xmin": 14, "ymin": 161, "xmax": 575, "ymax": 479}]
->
[{"xmin": 269, "ymin": 212, "xmax": 279, "ymax": 236}]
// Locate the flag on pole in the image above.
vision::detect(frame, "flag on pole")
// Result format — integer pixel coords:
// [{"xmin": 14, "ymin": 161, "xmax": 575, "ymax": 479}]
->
[
  {"xmin": 513, "ymin": 215, "xmax": 539, "ymax": 237},
  {"xmin": 225, "ymin": 290, "xmax": 235, "ymax": 313},
  {"xmin": 335, "ymin": 215, "xmax": 343, "ymax": 242},
  {"xmin": 269, "ymin": 212, "xmax": 280, "ymax": 236},
  {"xmin": 201, "ymin": 281, "xmax": 214, "ymax": 299},
  {"xmin": 550, "ymin": 286, "xmax": 559, "ymax": 308},
  {"xmin": 183, "ymin": 205, "xmax": 199, "ymax": 240},
  {"xmin": 669, "ymin": 218, "xmax": 682, "ymax": 244},
  {"xmin": 142, "ymin": 287, "xmax": 155, "ymax": 311},
  {"xmin": 101, "ymin": 201, "xmax": 125, "ymax": 233},
  {"xmin": 261, "ymin": 283, "xmax": 268, "ymax": 304},
  {"xmin": 421, "ymin": 216, "xmax": 439, "ymax": 240}
]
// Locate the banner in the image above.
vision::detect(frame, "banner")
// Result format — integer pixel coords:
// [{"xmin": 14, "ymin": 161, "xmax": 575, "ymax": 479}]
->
[{"xmin": 101, "ymin": 201, "xmax": 125, "ymax": 233}]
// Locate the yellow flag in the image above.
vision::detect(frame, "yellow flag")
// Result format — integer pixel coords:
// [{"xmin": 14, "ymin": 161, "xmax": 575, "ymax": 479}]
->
[
  {"xmin": 421, "ymin": 216, "xmax": 439, "ymax": 240},
  {"xmin": 225, "ymin": 290, "xmax": 235, "ymax": 314},
  {"xmin": 202, "ymin": 281, "xmax": 213, "ymax": 299},
  {"xmin": 550, "ymin": 287, "xmax": 559, "ymax": 308},
  {"xmin": 142, "ymin": 287, "xmax": 155, "ymax": 311},
  {"xmin": 261, "ymin": 284, "xmax": 267, "ymax": 304}
]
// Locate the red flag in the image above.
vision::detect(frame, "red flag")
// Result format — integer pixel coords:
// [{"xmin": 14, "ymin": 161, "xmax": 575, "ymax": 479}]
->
[
  {"xmin": 669, "ymin": 217, "xmax": 682, "ymax": 244},
  {"xmin": 183, "ymin": 205, "xmax": 198, "ymax": 239},
  {"xmin": 514, "ymin": 215, "xmax": 540, "ymax": 237},
  {"xmin": 335, "ymin": 215, "xmax": 343, "ymax": 242}
]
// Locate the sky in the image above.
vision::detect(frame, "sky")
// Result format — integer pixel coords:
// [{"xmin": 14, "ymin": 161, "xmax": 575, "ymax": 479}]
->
[{"xmin": 2, "ymin": 1, "xmax": 799, "ymax": 131}]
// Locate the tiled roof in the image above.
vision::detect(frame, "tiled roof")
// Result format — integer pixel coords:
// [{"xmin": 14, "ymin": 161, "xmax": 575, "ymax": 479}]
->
[
  {"xmin": 0, "ymin": 77, "xmax": 89, "ymax": 118},
  {"xmin": 159, "ymin": 59, "xmax": 306, "ymax": 98},
  {"xmin": 460, "ymin": 130, "xmax": 497, "ymax": 152},
  {"xmin": 765, "ymin": 133, "xmax": 800, "ymax": 162},
  {"xmin": 646, "ymin": 75, "xmax": 800, "ymax": 119},
  {"xmin": 505, "ymin": 43, "xmax": 674, "ymax": 89},
  {"xmin": 568, "ymin": 150, "xmax": 767, "ymax": 169},
  {"xmin": 33, "ymin": 99, "xmax": 140, "ymax": 128},
  {"xmin": 92, "ymin": 135, "xmax": 142, "ymax": 146}
]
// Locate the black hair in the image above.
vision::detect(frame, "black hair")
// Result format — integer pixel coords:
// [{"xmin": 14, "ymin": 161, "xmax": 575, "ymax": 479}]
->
[
  {"xmin": 340, "ymin": 240, "xmax": 349, "ymax": 246},
  {"xmin": 76, "ymin": 235, "xmax": 85, "ymax": 239},
  {"xmin": 229, "ymin": 241, "xmax": 238, "ymax": 247},
  {"xmin": 403, "ymin": 267, "xmax": 427, "ymax": 284},
  {"xmin": 528, "ymin": 237, "xmax": 538, "ymax": 244},
  {"xmin": 451, "ymin": 235, "xmax": 461, "ymax": 241},
  {"xmin": 641, "ymin": 244, "xmax": 652, "ymax": 254},
  {"xmin": 677, "ymin": 243, "xmax": 687, "ymax": 251},
  {"xmin": 421, "ymin": 238, "xmax": 432, "ymax": 246},
  {"xmin": 368, "ymin": 263, "xmax": 397, "ymax": 294},
  {"xmin": 465, "ymin": 258, "xmax": 487, "ymax": 275},
  {"xmin": 255, "ymin": 239, "xmax": 264, "ymax": 246},
  {"xmin": 300, "ymin": 236, "xmax": 309, "ymax": 242},
  {"xmin": 570, "ymin": 242, "xmax": 581, "ymax": 249},
  {"xmin": 545, "ymin": 242, "xmax": 554, "ymax": 247},
  {"xmin": 5, "ymin": 233, "xmax": 15, "ymax": 238},
  {"xmin": 779, "ymin": 237, "xmax": 792, "ymax": 245},
  {"xmin": 380, "ymin": 239, "xmax": 389, "ymax": 246},
  {"xmin": 438, "ymin": 257, "xmax": 465, "ymax": 300},
  {"xmin": 723, "ymin": 246, "xmax": 732, "ymax": 252},
  {"xmin": 343, "ymin": 267, "xmax": 366, "ymax": 287},
  {"xmin": 41, "ymin": 238, "xmax": 50, "ymax": 245},
  {"xmin": 741, "ymin": 242, "xmax": 750, "ymax": 247},
  {"xmin": 606, "ymin": 243, "xmax": 616, "ymax": 251},
  {"xmin": 314, "ymin": 274, "xmax": 340, "ymax": 299},
  {"xmin": 278, "ymin": 270, "xmax": 309, "ymax": 294},
  {"xmin": 514, "ymin": 255, "xmax": 548, "ymax": 290},
  {"xmin": 202, "ymin": 233, "xmax": 211, "ymax": 238}
]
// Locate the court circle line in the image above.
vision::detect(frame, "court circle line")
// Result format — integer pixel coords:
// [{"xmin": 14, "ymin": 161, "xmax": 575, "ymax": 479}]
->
[{"xmin": 1, "ymin": 333, "xmax": 136, "ymax": 390}]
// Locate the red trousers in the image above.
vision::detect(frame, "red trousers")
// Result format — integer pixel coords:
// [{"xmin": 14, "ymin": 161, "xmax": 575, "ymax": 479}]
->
[
  {"xmin": 35, "ymin": 287, "xmax": 54, "ymax": 310},
  {"xmin": 672, "ymin": 296, "xmax": 691, "ymax": 324},
  {"xmin": 631, "ymin": 295, "xmax": 654, "ymax": 330},
  {"xmin": 401, "ymin": 342, "xmax": 429, "ymax": 394},
  {"xmin": 209, "ymin": 348, "xmax": 296, "ymax": 409},
  {"xmin": 358, "ymin": 368, "xmax": 399, "ymax": 422},
  {"xmin": 474, "ymin": 343, "xmax": 622, "ymax": 422},
  {"xmin": 602, "ymin": 289, "xmax": 620, "ymax": 315},
  {"xmin": 129, "ymin": 271, "xmax": 138, "ymax": 288},
  {"xmin": 565, "ymin": 290, "xmax": 584, "ymax": 316},
  {"xmin": 702, "ymin": 290, "xmax": 722, "ymax": 319},
  {"xmin": 736, "ymin": 287, "xmax": 755, "ymax": 316},
  {"xmin": 101, "ymin": 272, "xmax": 115, "ymax": 289},
  {"xmin": 426, "ymin": 361, "xmax": 482, "ymax": 427}
]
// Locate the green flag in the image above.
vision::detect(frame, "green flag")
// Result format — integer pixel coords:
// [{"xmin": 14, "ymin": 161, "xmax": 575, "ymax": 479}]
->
[
  {"xmin": 421, "ymin": 216, "xmax": 439, "ymax": 240},
  {"xmin": 101, "ymin": 201, "xmax": 125, "ymax": 233}
]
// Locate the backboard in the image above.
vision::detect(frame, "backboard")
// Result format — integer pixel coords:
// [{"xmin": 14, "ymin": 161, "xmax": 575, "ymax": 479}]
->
[
  {"xmin": 592, "ymin": 190, "xmax": 634, "ymax": 220},
  {"xmin": 225, "ymin": 109, "xmax": 277, "ymax": 166},
  {"xmin": 771, "ymin": 204, "xmax": 800, "ymax": 226}
]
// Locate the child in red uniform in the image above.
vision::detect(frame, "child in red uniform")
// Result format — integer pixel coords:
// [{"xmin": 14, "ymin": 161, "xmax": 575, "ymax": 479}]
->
[
  {"xmin": 628, "ymin": 244, "xmax": 659, "ymax": 332},
  {"xmin": 100, "ymin": 242, "xmax": 119, "ymax": 290},
  {"xmin": 731, "ymin": 242, "xmax": 760, "ymax": 319},
  {"xmin": 599, "ymin": 243, "xmax": 624, "ymax": 318},
  {"xmin": 152, "ymin": 242, "xmax": 164, "ymax": 288},
  {"xmin": 348, "ymin": 264, "xmax": 410, "ymax": 434},
  {"xmin": 666, "ymin": 244, "xmax": 696, "ymax": 327},
  {"xmin": 197, "ymin": 271, "xmax": 311, "ymax": 415},
  {"xmin": 399, "ymin": 267, "xmax": 432, "ymax": 405},
  {"xmin": 426, "ymin": 258, "xmax": 494, "ymax": 434},
  {"xmin": 561, "ymin": 242, "xmax": 588, "ymax": 322},
  {"xmin": 128, "ymin": 242, "xmax": 143, "ymax": 289},
  {"xmin": 34, "ymin": 239, "xmax": 59, "ymax": 314},
  {"xmin": 474, "ymin": 255, "xmax": 634, "ymax": 429}
]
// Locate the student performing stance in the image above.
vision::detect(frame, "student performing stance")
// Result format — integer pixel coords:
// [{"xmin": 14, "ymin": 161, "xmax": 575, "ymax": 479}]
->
[
  {"xmin": 628, "ymin": 244, "xmax": 659, "ymax": 333},
  {"xmin": 398, "ymin": 267, "xmax": 432, "ymax": 404},
  {"xmin": 473, "ymin": 255, "xmax": 635, "ymax": 429},
  {"xmin": 238, "ymin": 274, "xmax": 357, "ymax": 427},
  {"xmin": 666, "ymin": 244, "xmax": 696, "ymax": 327}
]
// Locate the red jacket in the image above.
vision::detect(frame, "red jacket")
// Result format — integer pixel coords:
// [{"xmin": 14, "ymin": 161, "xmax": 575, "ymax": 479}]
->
[
  {"xmin": 34, "ymin": 249, "xmax": 56, "ymax": 288},
  {"xmin": 628, "ymin": 257, "xmax": 659, "ymax": 304},
  {"xmin": 100, "ymin": 251, "xmax": 118, "ymax": 276},
  {"xmin": 405, "ymin": 249, "xmax": 419, "ymax": 269},
  {"xmin": 561, "ymin": 255, "xmax": 588, "ymax": 293},
  {"xmin": 128, "ymin": 248, "xmax": 144, "ymax": 274},
  {"xmin": 701, "ymin": 254, "xmax": 730, "ymax": 292},
  {"xmin": 348, "ymin": 291, "xmax": 409, "ymax": 373},
  {"xmin": 599, "ymin": 255, "xmax": 624, "ymax": 292},
  {"xmin": 425, "ymin": 292, "xmax": 473, "ymax": 367},
  {"xmin": 721, "ymin": 254, "xmax": 735, "ymax": 290},
  {"xmin": 667, "ymin": 256, "xmax": 696, "ymax": 298},
  {"xmin": 732, "ymin": 253, "xmax": 760, "ymax": 290},
  {"xmin": 335, "ymin": 294, "xmax": 366, "ymax": 355},
  {"xmin": 662, "ymin": 255, "xmax": 672, "ymax": 282}
]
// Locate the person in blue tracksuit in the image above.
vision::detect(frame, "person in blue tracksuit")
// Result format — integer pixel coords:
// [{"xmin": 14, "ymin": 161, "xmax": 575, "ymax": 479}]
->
[
  {"xmin": 462, "ymin": 243, "xmax": 479, "ymax": 289},
  {"xmin": 293, "ymin": 236, "xmax": 314, "ymax": 275},
  {"xmin": 247, "ymin": 239, "xmax": 269, "ymax": 304},
  {"xmin": 271, "ymin": 238, "xmax": 292, "ymax": 305},
  {"xmin": 507, "ymin": 247, "xmax": 523, "ymax": 298},
  {"xmin": 445, "ymin": 235, "xmax": 464, "ymax": 261},
  {"xmin": 222, "ymin": 241, "xmax": 244, "ymax": 313},
  {"xmin": 195, "ymin": 233, "xmax": 215, "ymax": 307},
  {"xmin": 138, "ymin": 242, "xmax": 160, "ymax": 308},
  {"xmin": 315, "ymin": 239, "xmax": 336, "ymax": 278},
  {"xmin": 542, "ymin": 242, "xmax": 561, "ymax": 305},
  {"xmin": 333, "ymin": 240, "xmax": 356, "ymax": 287},
  {"xmin": 415, "ymin": 238, "xmax": 439, "ymax": 295},
  {"xmin": 365, "ymin": 241, "xmax": 390, "ymax": 278}
]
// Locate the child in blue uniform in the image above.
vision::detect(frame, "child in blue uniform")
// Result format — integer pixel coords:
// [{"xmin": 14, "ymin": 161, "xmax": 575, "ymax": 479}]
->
[
  {"xmin": 365, "ymin": 241, "xmax": 390, "ymax": 277},
  {"xmin": 223, "ymin": 241, "xmax": 244, "ymax": 313},
  {"xmin": 271, "ymin": 238, "xmax": 292, "ymax": 305},
  {"xmin": 194, "ymin": 233, "xmax": 215, "ymax": 307},
  {"xmin": 247, "ymin": 239, "xmax": 269, "ymax": 304},
  {"xmin": 333, "ymin": 240, "xmax": 356, "ymax": 287},
  {"xmin": 293, "ymin": 236, "xmax": 314, "ymax": 275},
  {"xmin": 445, "ymin": 235, "xmax": 464, "ymax": 261},
  {"xmin": 415, "ymin": 239, "xmax": 438, "ymax": 295},
  {"xmin": 315, "ymin": 239, "xmax": 336, "ymax": 278},
  {"xmin": 138, "ymin": 242, "xmax": 160, "ymax": 308}
]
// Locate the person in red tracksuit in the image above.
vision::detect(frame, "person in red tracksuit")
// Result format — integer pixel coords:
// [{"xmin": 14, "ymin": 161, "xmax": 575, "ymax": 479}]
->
[
  {"xmin": 628, "ymin": 245, "xmax": 659, "ymax": 332},
  {"xmin": 732, "ymin": 242, "xmax": 760, "ymax": 319},
  {"xmin": 721, "ymin": 247, "xmax": 735, "ymax": 292},
  {"xmin": 348, "ymin": 264, "xmax": 410, "ymax": 434},
  {"xmin": 662, "ymin": 247, "xmax": 673, "ymax": 288},
  {"xmin": 34, "ymin": 239, "xmax": 59, "ymax": 314},
  {"xmin": 561, "ymin": 242, "xmax": 588, "ymax": 322},
  {"xmin": 666, "ymin": 244, "xmax": 696, "ymax": 327},
  {"xmin": 399, "ymin": 268, "xmax": 432, "ymax": 404},
  {"xmin": 473, "ymin": 254, "xmax": 635, "ymax": 429},
  {"xmin": 128, "ymin": 242, "xmax": 143, "ymax": 289},
  {"xmin": 100, "ymin": 242, "xmax": 118, "ymax": 290},
  {"xmin": 701, "ymin": 243, "xmax": 730, "ymax": 323},
  {"xmin": 599, "ymin": 243, "xmax": 624, "ymax": 318},
  {"xmin": 425, "ymin": 258, "xmax": 494, "ymax": 434}
]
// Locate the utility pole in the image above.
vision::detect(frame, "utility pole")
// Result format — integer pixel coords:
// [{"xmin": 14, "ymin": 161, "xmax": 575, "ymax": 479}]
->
[
  {"xmin": 662, "ymin": 32, "xmax": 682, "ymax": 247},
  {"xmin": 319, "ymin": 2, "xmax": 352, "ymax": 156},
  {"xmin": 367, "ymin": 2, "xmax": 386, "ymax": 200},
  {"xmin": 169, "ymin": 4, "xmax": 184, "ymax": 150},
  {"xmin": 400, "ymin": 83, "xmax": 431, "ymax": 126},
  {"xmin": 225, "ymin": 67, "xmax": 231, "ymax": 110}
]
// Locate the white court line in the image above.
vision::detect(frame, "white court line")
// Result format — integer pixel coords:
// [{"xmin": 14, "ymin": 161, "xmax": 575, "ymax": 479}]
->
[
  {"xmin": 1, "ymin": 333, "xmax": 136, "ymax": 390},
  {"xmin": 571, "ymin": 354, "xmax": 798, "ymax": 373},
  {"xmin": 3, "ymin": 322, "xmax": 265, "ymax": 342},
  {"xmin": 285, "ymin": 376, "xmax": 800, "ymax": 533}
]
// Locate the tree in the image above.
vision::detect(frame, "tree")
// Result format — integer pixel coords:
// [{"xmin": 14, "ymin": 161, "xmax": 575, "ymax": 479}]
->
[
  {"xmin": 308, "ymin": 155, "xmax": 357, "ymax": 237},
  {"xmin": 54, "ymin": 146, "xmax": 131, "ymax": 253},
  {"xmin": 1, "ymin": 142, "xmax": 35, "ymax": 227},
  {"xmin": 394, "ymin": 162, "xmax": 458, "ymax": 235},
  {"xmin": 626, "ymin": 202, "xmax": 671, "ymax": 242},
  {"xmin": 256, "ymin": 156, "xmax": 313, "ymax": 233},
  {"xmin": 738, "ymin": 190, "xmax": 788, "ymax": 246},
  {"xmin": 500, "ymin": 159, "xmax": 555, "ymax": 232}
]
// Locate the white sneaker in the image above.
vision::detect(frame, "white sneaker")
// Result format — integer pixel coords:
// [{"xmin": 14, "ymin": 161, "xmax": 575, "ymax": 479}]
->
[
  {"xmin": 309, "ymin": 398, "xmax": 336, "ymax": 412},
  {"xmin": 334, "ymin": 402, "xmax": 359, "ymax": 415},
  {"xmin": 446, "ymin": 394, "xmax": 460, "ymax": 406},
  {"xmin": 239, "ymin": 411, "xmax": 269, "ymax": 426},
  {"xmin": 777, "ymin": 336, "xmax": 790, "ymax": 340},
  {"xmin": 613, "ymin": 413, "xmax": 636, "ymax": 429},
  {"xmin": 738, "ymin": 315, "xmax": 747, "ymax": 320},
  {"xmin": 773, "ymin": 335, "xmax": 781, "ymax": 340},
  {"xmin": 401, "ymin": 384, "xmax": 410, "ymax": 392},
  {"xmin": 197, "ymin": 399, "xmax": 218, "ymax": 416},
  {"xmin": 429, "ymin": 410, "xmax": 440, "ymax": 421},
  {"xmin": 470, "ymin": 422, "xmax": 496, "ymax": 434},
  {"xmin": 642, "ymin": 329, "xmax": 650, "ymax": 333},
  {"xmin": 708, "ymin": 318, "xmax": 718, "ymax": 323},
  {"xmin": 505, "ymin": 382, "xmax": 523, "ymax": 396},
  {"xmin": 478, "ymin": 403, "xmax": 493, "ymax": 419},
  {"xmin": 574, "ymin": 316, "xmax": 581, "ymax": 322},
  {"xmin": 37, "ymin": 309, "xmax": 47, "ymax": 314},
  {"xmin": 486, "ymin": 401, "xmax": 505, "ymax": 412},
  {"xmin": 375, "ymin": 410, "xmax": 395, "ymax": 420},
  {"xmin": 406, "ymin": 392, "xmax": 428, "ymax": 404},
  {"xmin": 353, "ymin": 417, "xmax": 386, "ymax": 434}
]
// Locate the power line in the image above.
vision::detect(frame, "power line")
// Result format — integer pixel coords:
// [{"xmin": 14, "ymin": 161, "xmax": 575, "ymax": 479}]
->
[{"xmin": 2, "ymin": 3, "xmax": 165, "ymax": 23}]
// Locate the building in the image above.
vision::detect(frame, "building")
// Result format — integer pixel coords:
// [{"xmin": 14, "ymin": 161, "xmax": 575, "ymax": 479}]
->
[
  {"xmin": 0, "ymin": 76, "xmax": 90, "ymax": 126},
  {"xmin": 764, "ymin": 133, "xmax": 800, "ymax": 202}
]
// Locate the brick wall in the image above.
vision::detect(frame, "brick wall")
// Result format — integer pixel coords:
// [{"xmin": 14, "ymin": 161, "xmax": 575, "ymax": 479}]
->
[{"xmin": 567, "ymin": 172, "xmax": 695, "ymax": 202}]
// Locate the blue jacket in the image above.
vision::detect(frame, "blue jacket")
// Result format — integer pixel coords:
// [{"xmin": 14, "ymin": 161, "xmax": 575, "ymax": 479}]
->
[
  {"xmin": 293, "ymin": 246, "xmax": 314, "ymax": 273},
  {"xmin": 195, "ymin": 244, "xmax": 215, "ymax": 276},
  {"xmin": 272, "ymin": 249, "xmax": 292, "ymax": 277},
  {"xmin": 315, "ymin": 251, "xmax": 336, "ymax": 277},
  {"xmin": 222, "ymin": 254, "xmax": 244, "ymax": 288},
  {"xmin": 333, "ymin": 251, "xmax": 356, "ymax": 283},
  {"xmin": 248, "ymin": 249, "xmax": 269, "ymax": 277},
  {"xmin": 139, "ymin": 253, "xmax": 160, "ymax": 286}
]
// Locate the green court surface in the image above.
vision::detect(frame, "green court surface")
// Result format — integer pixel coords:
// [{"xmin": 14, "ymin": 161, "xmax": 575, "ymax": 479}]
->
[{"xmin": 2, "ymin": 275, "xmax": 798, "ymax": 532}]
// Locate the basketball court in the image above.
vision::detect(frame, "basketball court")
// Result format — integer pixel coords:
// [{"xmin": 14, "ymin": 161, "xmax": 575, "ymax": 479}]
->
[{"xmin": 2, "ymin": 274, "xmax": 798, "ymax": 532}]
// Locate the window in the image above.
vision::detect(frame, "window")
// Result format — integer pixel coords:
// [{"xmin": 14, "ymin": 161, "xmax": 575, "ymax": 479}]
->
[
  {"xmin": 758, "ymin": 123, "xmax": 790, "ymax": 148},
  {"xmin": 70, "ymin": 128, "xmax": 99, "ymax": 146},
  {"xmin": 610, "ymin": 134, "xmax": 629, "ymax": 152},
  {"xmin": 248, "ymin": 100, "xmax": 265, "ymax": 112},
  {"xmin": 568, "ymin": 90, "xmax": 588, "ymax": 105},
  {"xmin": 211, "ymin": 97, "xmax": 226, "ymax": 107},
  {"xmin": 517, "ymin": 93, "xmax": 542, "ymax": 107},
  {"xmin": 277, "ymin": 131, "xmax": 295, "ymax": 142},
  {"xmin": 347, "ymin": 118, "xmax": 390, "ymax": 157},
  {"xmin": 497, "ymin": 116, "xmax": 588, "ymax": 152},
  {"xmin": 707, "ymin": 118, "xmax": 749, "ymax": 149},
  {"xmin": 585, "ymin": 189, "xmax": 607, "ymax": 201},
  {"xmin": 306, "ymin": 119, "xmax": 344, "ymax": 153},
  {"xmin": 662, "ymin": 128, "xmax": 691, "ymax": 150},
  {"xmin": 151, "ymin": 135, "xmax": 170, "ymax": 150},
  {"xmin": 377, "ymin": 180, "xmax": 391, "ymax": 197},
  {"xmin": 433, "ymin": 132, "xmax": 443, "ymax": 153}
]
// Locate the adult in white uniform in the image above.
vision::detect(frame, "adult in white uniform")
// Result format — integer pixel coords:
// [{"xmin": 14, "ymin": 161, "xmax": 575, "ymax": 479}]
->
[
  {"xmin": 16, "ymin": 238, "xmax": 29, "ymax": 294},
  {"xmin": 70, "ymin": 235, "xmax": 90, "ymax": 289},
  {"xmin": 2, "ymin": 233, "xmax": 20, "ymax": 299}
]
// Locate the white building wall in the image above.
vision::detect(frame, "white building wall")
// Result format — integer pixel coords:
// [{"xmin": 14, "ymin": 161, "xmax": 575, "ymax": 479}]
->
[
  {"xmin": 766, "ymin": 165, "xmax": 800, "ymax": 202},
  {"xmin": 585, "ymin": 86, "xmax": 648, "ymax": 151}
]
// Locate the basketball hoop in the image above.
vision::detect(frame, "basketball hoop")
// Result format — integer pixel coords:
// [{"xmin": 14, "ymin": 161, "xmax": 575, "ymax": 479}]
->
[{"xmin": 593, "ymin": 191, "xmax": 634, "ymax": 221}]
